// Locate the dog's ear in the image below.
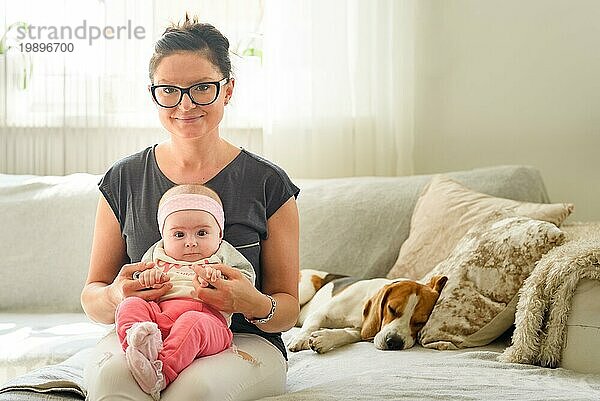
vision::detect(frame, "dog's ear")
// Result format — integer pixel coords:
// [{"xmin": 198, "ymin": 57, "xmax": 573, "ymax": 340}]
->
[
  {"xmin": 426, "ymin": 275, "xmax": 448, "ymax": 294},
  {"xmin": 361, "ymin": 285, "xmax": 390, "ymax": 340}
]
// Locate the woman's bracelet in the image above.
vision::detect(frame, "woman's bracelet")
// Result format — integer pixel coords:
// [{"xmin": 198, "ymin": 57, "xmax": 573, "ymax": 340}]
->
[{"xmin": 245, "ymin": 294, "xmax": 277, "ymax": 325}]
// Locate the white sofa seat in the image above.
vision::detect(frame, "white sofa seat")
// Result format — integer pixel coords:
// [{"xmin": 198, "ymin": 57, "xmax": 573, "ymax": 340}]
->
[{"xmin": 0, "ymin": 314, "xmax": 110, "ymax": 384}]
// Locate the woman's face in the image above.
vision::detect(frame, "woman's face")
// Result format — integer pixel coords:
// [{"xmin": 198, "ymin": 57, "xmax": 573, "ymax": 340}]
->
[{"xmin": 151, "ymin": 51, "xmax": 233, "ymax": 140}]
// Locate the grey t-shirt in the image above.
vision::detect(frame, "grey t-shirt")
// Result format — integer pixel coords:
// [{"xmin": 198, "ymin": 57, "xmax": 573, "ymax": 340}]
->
[{"xmin": 99, "ymin": 145, "xmax": 299, "ymax": 358}]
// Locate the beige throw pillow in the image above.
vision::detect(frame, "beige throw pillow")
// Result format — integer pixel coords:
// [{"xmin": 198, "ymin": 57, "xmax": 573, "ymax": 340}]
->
[
  {"xmin": 418, "ymin": 214, "xmax": 565, "ymax": 350},
  {"xmin": 387, "ymin": 175, "xmax": 573, "ymax": 281}
]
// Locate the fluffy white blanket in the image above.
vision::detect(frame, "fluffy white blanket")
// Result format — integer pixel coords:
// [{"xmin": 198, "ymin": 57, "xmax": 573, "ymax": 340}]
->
[{"xmin": 500, "ymin": 223, "xmax": 600, "ymax": 367}]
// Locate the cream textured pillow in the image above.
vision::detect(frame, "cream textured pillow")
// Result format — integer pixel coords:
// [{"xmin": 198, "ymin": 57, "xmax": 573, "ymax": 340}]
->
[
  {"xmin": 387, "ymin": 175, "xmax": 573, "ymax": 281},
  {"xmin": 418, "ymin": 214, "xmax": 565, "ymax": 350}
]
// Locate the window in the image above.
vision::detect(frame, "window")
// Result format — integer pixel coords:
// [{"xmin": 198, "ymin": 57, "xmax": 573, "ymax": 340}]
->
[{"xmin": 0, "ymin": 0, "xmax": 265, "ymax": 129}]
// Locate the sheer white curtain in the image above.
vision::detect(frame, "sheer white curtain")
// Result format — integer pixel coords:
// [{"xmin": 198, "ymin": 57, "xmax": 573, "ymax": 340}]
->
[
  {"xmin": 0, "ymin": 0, "xmax": 264, "ymax": 175},
  {"xmin": 262, "ymin": 0, "xmax": 415, "ymax": 178},
  {"xmin": 1, "ymin": 0, "xmax": 414, "ymax": 178}
]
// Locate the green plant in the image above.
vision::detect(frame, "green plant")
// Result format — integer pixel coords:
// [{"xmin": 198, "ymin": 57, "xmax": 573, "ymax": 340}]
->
[
  {"xmin": 242, "ymin": 47, "xmax": 262, "ymax": 59},
  {"xmin": 237, "ymin": 32, "xmax": 263, "ymax": 64},
  {"xmin": 0, "ymin": 21, "xmax": 33, "ymax": 90}
]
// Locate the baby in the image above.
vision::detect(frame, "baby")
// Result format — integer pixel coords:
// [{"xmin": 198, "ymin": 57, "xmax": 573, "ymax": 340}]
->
[{"xmin": 115, "ymin": 184, "xmax": 255, "ymax": 400}]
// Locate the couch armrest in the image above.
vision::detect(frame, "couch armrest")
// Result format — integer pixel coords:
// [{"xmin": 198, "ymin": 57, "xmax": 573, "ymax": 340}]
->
[
  {"xmin": 0, "ymin": 173, "xmax": 101, "ymax": 313},
  {"xmin": 557, "ymin": 222, "xmax": 600, "ymax": 373},
  {"xmin": 561, "ymin": 278, "xmax": 600, "ymax": 374}
]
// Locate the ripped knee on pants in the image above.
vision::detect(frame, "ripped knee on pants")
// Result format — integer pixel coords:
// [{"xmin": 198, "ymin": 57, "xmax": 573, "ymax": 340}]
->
[{"xmin": 231, "ymin": 345, "xmax": 262, "ymax": 366}]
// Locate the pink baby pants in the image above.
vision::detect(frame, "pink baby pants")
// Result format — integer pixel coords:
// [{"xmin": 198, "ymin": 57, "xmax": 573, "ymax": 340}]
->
[{"xmin": 116, "ymin": 297, "xmax": 233, "ymax": 386}]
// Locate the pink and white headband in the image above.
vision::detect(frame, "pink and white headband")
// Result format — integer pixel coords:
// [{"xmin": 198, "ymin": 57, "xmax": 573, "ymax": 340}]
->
[{"xmin": 157, "ymin": 194, "xmax": 225, "ymax": 237}]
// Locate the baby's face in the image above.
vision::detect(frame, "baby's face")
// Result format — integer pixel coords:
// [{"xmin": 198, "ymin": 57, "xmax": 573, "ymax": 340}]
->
[{"xmin": 162, "ymin": 209, "xmax": 221, "ymax": 262}]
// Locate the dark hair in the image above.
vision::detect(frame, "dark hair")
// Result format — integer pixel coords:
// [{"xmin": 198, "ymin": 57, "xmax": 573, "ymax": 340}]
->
[{"xmin": 149, "ymin": 14, "xmax": 232, "ymax": 82}]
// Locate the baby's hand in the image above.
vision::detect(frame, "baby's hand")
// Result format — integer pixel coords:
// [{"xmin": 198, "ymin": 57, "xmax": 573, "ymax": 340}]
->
[
  {"xmin": 204, "ymin": 266, "xmax": 223, "ymax": 283},
  {"xmin": 137, "ymin": 268, "xmax": 168, "ymax": 288},
  {"xmin": 193, "ymin": 263, "xmax": 221, "ymax": 288}
]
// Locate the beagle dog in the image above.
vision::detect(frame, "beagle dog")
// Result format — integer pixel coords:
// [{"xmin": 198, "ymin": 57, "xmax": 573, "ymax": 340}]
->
[{"xmin": 288, "ymin": 269, "xmax": 447, "ymax": 354}]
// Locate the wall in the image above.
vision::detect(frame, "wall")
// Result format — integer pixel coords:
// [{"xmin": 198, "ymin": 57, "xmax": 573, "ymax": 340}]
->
[{"xmin": 413, "ymin": 0, "xmax": 600, "ymax": 220}]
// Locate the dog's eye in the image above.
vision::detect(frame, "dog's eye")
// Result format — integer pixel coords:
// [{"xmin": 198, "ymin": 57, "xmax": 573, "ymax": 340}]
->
[
  {"xmin": 387, "ymin": 305, "xmax": 398, "ymax": 316},
  {"xmin": 412, "ymin": 320, "xmax": 426, "ymax": 329}
]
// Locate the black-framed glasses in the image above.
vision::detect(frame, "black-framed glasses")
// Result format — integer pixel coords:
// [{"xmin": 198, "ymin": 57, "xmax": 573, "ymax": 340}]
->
[{"xmin": 150, "ymin": 77, "xmax": 229, "ymax": 108}]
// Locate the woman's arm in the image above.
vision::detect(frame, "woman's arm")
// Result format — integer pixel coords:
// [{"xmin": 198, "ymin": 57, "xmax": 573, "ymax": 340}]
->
[
  {"xmin": 252, "ymin": 196, "xmax": 300, "ymax": 332},
  {"xmin": 81, "ymin": 195, "xmax": 172, "ymax": 324}
]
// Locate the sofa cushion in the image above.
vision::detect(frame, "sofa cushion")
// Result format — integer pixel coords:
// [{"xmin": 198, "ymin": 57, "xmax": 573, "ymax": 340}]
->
[
  {"xmin": 418, "ymin": 214, "xmax": 565, "ymax": 350},
  {"xmin": 0, "ymin": 174, "xmax": 100, "ymax": 313},
  {"xmin": 387, "ymin": 175, "xmax": 573, "ymax": 281},
  {"xmin": 297, "ymin": 165, "xmax": 553, "ymax": 279}
]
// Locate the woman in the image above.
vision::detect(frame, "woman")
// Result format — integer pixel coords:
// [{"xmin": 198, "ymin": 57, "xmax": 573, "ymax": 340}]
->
[{"xmin": 81, "ymin": 16, "xmax": 300, "ymax": 401}]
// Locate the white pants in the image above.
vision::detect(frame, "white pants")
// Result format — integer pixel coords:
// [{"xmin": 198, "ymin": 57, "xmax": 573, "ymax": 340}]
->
[{"xmin": 84, "ymin": 331, "xmax": 287, "ymax": 401}]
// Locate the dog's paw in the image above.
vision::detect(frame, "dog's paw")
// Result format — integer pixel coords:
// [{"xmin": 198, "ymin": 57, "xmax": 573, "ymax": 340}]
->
[
  {"xmin": 308, "ymin": 329, "xmax": 336, "ymax": 354},
  {"xmin": 287, "ymin": 334, "xmax": 311, "ymax": 352}
]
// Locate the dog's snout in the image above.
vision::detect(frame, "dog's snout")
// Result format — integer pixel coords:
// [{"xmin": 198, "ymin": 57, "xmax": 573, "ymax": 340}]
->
[{"xmin": 384, "ymin": 334, "xmax": 405, "ymax": 350}]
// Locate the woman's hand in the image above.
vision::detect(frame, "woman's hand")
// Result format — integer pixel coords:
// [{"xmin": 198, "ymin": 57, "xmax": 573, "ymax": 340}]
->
[
  {"xmin": 191, "ymin": 263, "xmax": 264, "ymax": 316},
  {"xmin": 112, "ymin": 261, "xmax": 172, "ymax": 302}
]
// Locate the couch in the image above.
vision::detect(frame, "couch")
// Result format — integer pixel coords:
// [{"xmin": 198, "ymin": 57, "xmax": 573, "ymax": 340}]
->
[{"xmin": 1, "ymin": 165, "xmax": 600, "ymax": 400}]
